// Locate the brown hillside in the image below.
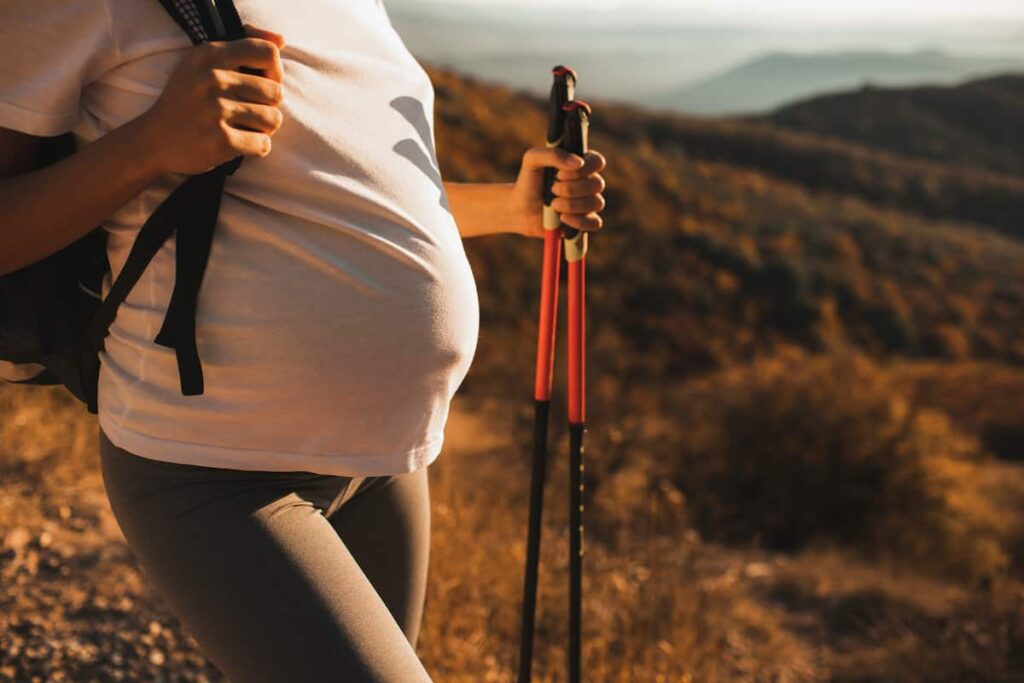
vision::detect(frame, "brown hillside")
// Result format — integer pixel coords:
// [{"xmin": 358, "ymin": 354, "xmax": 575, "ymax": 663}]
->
[
  {"xmin": 2, "ymin": 63, "xmax": 1024, "ymax": 682},
  {"xmin": 766, "ymin": 74, "xmax": 1024, "ymax": 177},
  {"xmin": 427, "ymin": 66, "xmax": 1024, "ymax": 400}
]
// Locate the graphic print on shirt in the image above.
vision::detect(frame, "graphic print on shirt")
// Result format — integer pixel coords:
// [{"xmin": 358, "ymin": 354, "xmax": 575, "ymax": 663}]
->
[{"xmin": 391, "ymin": 95, "xmax": 450, "ymax": 213}]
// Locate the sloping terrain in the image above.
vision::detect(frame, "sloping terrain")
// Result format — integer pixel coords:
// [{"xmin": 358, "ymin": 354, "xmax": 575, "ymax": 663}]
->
[
  {"xmin": 429, "ymin": 66, "xmax": 1024, "ymax": 397},
  {"xmin": 2, "ymin": 63, "xmax": 1023, "ymax": 681},
  {"xmin": 766, "ymin": 74, "xmax": 1024, "ymax": 176}
]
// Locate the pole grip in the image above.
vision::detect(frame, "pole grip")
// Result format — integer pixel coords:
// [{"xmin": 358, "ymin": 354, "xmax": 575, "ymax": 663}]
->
[
  {"xmin": 534, "ymin": 66, "xmax": 575, "ymax": 400},
  {"xmin": 543, "ymin": 66, "xmax": 577, "ymax": 233},
  {"xmin": 560, "ymin": 101, "xmax": 591, "ymax": 262}
]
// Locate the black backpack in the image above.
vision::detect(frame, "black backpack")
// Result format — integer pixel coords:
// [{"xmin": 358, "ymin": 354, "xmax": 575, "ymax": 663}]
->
[{"xmin": 0, "ymin": 0, "xmax": 248, "ymax": 414}]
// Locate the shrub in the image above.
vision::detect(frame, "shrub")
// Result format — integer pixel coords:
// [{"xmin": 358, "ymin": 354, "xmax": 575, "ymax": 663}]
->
[
  {"xmin": 895, "ymin": 361, "xmax": 1024, "ymax": 462},
  {"xmin": 667, "ymin": 351, "xmax": 1009, "ymax": 580}
]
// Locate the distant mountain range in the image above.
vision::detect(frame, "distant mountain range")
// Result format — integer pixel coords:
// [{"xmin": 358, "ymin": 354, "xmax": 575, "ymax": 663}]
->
[
  {"xmin": 385, "ymin": 3, "xmax": 728, "ymax": 103},
  {"xmin": 763, "ymin": 74, "xmax": 1024, "ymax": 176},
  {"xmin": 384, "ymin": 1, "xmax": 1024, "ymax": 115},
  {"xmin": 649, "ymin": 51, "xmax": 1024, "ymax": 115}
]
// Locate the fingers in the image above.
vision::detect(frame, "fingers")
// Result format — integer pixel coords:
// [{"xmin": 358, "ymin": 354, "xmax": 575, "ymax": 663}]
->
[
  {"xmin": 221, "ymin": 123, "xmax": 273, "ymax": 158},
  {"xmin": 551, "ymin": 175, "xmax": 605, "ymax": 200},
  {"xmin": 551, "ymin": 193, "xmax": 605, "ymax": 215},
  {"xmin": 561, "ymin": 212, "xmax": 603, "ymax": 232},
  {"xmin": 216, "ymin": 70, "xmax": 283, "ymax": 106},
  {"xmin": 206, "ymin": 37, "xmax": 284, "ymax": 83},
  {"xmin": 522, "ymin": 145, "xmax": 586, "ymax": 173},
  {"xmin": 550, "ymin": 148, "xmax": 606, "ymax": 230},
  {"xmin": 555, "ymin": 149, "xmax": 606, "ymax": 180},
  {"xmin": 515, "ymin": 144, "xmax": 607, "ymax": 234},
  {"xmin": 221, "ymin": 99, "xmax": 284, "ymax": 134}
]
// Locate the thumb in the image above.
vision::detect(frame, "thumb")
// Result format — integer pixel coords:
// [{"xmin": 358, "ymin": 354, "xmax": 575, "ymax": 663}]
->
[{"xmin": 521, "ymin": 146, "xmax": 585, "ymax": 173}]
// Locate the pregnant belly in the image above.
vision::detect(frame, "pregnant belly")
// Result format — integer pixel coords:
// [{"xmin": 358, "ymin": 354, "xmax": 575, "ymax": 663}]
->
[
  {"xmin": 198, "ymin": 224, "xmax": 481, "ymax": 406},
  {"xmin": 99, "ymin": 175, "xmax": 479, "ymax": 462}
]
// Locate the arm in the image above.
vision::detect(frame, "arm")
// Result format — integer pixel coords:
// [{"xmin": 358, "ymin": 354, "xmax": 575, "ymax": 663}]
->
[
  {"xmin": 445, "ymin": 146, "xmax": 607, "ymax": 240},
  {"xmin": 0, "ymin": 121, "xmax": 166, "ymax": 274},
  {"xmin": 444, "ymin": 181, "xmax": 523, "ymax": 239}
]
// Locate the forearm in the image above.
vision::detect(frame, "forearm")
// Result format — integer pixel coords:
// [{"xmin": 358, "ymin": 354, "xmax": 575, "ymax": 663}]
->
[
  {"xmin": 445, "ymin": 181, "xmax": 526, "ymax": 239},
  {"xmin": 0, "ymin": 115, "xmax": 167, "ymax": 275}
]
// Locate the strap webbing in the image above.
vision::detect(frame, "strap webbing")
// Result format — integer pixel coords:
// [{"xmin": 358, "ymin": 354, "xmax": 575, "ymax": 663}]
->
[
  {"xmin": 87, "ymin": 168, "xmax": 229, "ymax": 396},
  {"xmin": 85, "ymin": 0, "xmax": 247, "ymax": 406},
  {"xmin": 153, "ymin": 170, "xmax": 226, "ymax": 395}
]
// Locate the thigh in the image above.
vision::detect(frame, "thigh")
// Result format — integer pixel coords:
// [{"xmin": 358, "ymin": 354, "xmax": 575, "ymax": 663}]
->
[
  {"xmin": 326, "ymin": 467, "xmax": 431, "ymax": 648},
  {"xmin": 98, "ymin": 432, "xmax": 433, "ymax": 683}
]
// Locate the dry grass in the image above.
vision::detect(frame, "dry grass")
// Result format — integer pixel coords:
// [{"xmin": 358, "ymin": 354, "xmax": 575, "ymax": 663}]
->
[
  {"xmin": 422, "ymin": 400, "xmax": 819, "ymax": 682},
  {"xmin": 2, "ymin": 380, "xmax": 1024, "ymax": 681}
]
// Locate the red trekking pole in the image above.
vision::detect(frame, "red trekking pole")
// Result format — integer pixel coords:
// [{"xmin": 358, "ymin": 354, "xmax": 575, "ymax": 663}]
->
[
  {"xmin": 517, "ymin": 65, "xmax": 576, "ymax": 683},
  {"xmin": 562, "ymin": 99, "xmax": 592, "ymax": 683}
]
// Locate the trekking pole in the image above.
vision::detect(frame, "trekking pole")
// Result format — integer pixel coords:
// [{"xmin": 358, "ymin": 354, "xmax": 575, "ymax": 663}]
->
[
  {"xmin": 517, "ymin": 65, "xmax": 576, "ymax": 683},
  {"xmin": 562, "ymin": 99, "xmax": 592, "ymax": 683}
]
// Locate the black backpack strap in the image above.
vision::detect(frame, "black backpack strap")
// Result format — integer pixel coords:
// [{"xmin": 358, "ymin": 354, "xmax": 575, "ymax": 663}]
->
[
  {"xmin": 153, "ymin": 170, "xmax": 226, "ymax": 395},
  {"xmin": 85, "ymin": 0, "xmax": 249, "ymax": 409},
  {"xmin": 148, "ymin": 0, "xmax": 247, "ymax": 393},
  {"xmin": 86, "ymin": 170, "xmax": 228, "ymax": 389},
  {"xmin": 156, "ymin": 0, "xmax": 244, "ymax": 44},
  {"xmin": 212, "ymin": 0, "xmax": 246, "ymax": 39}
]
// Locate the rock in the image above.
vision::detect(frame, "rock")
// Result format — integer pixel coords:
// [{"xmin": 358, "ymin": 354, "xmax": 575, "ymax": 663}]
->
[
  {"xmin": 744, "ymin": 562, "xmax": 772, "ymax": 579},
  {"xmin": 4, "ymin": 527, "xmax": 31, "ymax": 552}
]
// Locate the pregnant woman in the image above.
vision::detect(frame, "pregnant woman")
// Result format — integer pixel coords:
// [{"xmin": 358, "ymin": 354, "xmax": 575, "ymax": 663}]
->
[{"xmin": 0, "ymin": 0, "xmax": 606, "ymax": 680}]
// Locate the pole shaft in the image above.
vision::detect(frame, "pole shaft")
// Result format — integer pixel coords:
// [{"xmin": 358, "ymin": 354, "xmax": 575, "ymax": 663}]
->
[
  {"xmin": 567, "ymin": 260, "xmax": 585, "ymax": 423},
  {"xmin": 519, "ymin": 399, "xmax": 552, "ymax": 683},
  {"xmin": 568, "ymin": 251, "xmax": 586, "ymax": 683},
  {"xmin": 568, "ymin": 421, "xmax": 585, "ymax": 683},
  {"xmin": 533, "ymin": 234, "xmax": 562, "ymax": 401},
  {"xmin": 562, "ymin": 99, "xmax": 590, "ymax": 683}
]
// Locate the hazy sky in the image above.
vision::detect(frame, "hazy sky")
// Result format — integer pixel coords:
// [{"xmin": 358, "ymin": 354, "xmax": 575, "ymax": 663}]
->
[
  {"xmin": 436, "ymin": 0, "xmax": 1024, "ymax": 24},
  {"xmin": 388, "ymin": 0, "xmax": 1024, "ymax": 109}
]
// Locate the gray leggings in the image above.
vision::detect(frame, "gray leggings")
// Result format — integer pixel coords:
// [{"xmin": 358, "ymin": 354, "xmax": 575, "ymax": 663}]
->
[{"xmin": 98, "ymin": 430, "xmax": 434, "ymax": 682}]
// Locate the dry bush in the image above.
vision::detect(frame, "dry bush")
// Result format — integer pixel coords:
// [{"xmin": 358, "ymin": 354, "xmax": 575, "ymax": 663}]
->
[
  {"xmin": 0, "ymin": 384, "xmax": 97, "ymax": 481},
  {"xmin": 665, "ymin": 351, "xmax": 1010, "ymax": 581},
  {"xmin": 894, "ymin": 361, "xmax": 1024, "ymax": 462}
]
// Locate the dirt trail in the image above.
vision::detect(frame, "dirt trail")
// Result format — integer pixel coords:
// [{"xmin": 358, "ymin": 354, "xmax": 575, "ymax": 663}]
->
[{"xmin": 0, "ymin": 395, "xmax": 518, "ymax": 682}]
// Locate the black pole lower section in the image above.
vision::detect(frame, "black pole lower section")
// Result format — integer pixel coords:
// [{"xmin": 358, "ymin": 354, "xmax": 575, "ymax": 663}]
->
[
  {"xmin": 568, "ymin": 421, "xmax": 585, "ymax": 683},
  {"xmin": 518, "ymin": 399, "xmax": 552, "ymax": 683}
]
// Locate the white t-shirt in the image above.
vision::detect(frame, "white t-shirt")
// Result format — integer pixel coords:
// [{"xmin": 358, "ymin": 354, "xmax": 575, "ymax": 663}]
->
[{"xmin": 0, "ymin": 0, "xmax": 480, "ymax": 476}]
